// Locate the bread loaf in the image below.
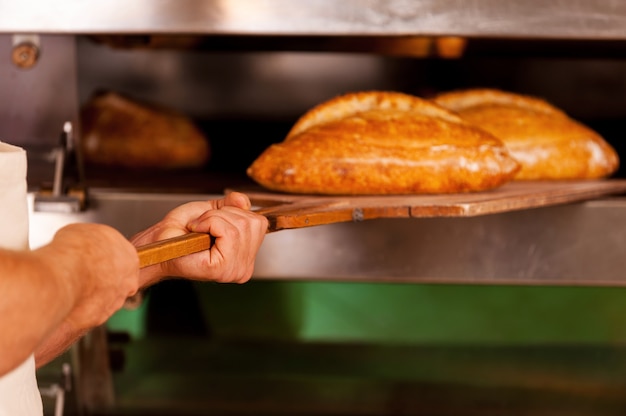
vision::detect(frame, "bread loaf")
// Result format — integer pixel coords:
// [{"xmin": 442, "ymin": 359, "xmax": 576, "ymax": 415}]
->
[
  {"xmin": 285, "ymin": 90, "xmax": 462, "ymax": 140},
  {"xmin": 433, "ymin": 89, "xmax": 619, "ymax": 180},
  {"xmin": 80, "ymin": 92, "xmax": 210, "ymax": 169},
  {"xmin": 248, "ymin": 91, "xmax": 520, "ymax": 195}
]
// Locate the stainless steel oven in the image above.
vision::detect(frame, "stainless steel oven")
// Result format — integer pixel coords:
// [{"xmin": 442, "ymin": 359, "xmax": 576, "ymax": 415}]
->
[{"xmin": 4, "ymin": 2, "xmax": 626, "ymax": 414}]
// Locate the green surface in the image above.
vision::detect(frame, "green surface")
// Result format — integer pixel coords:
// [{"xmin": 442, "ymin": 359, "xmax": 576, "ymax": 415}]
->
[
  {"xmin": 108, "ymin": 281, "xmax": 626, "ymax": 345},
  {"xmin": 107, "ymin": 340, "xmax": 626, "ymax": 416}
]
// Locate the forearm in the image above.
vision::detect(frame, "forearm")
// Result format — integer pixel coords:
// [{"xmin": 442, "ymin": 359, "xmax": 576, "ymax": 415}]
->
[
  {"xmin": 34, "ymin": 321, "xmax": 86, "ymax": 368},
  {"xmin": 0, "ymin": 247, "xmax": 78, "ymax": 376},
  {"xmin": 36, "ymin": 261, "xmax": 150, "ymax": 368}
]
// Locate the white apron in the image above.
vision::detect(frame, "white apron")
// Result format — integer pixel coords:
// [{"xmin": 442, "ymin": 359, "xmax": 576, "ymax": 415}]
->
[{"xmin": 0, "ymin": 142, "xmax": 43, "ymax": 415}]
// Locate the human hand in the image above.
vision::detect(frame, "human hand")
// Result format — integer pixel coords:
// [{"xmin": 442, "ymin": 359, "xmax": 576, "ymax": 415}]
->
[
  {"xmin": 44, "ymin": 223, "xmax": 140, "ymax": 331},
  {"xmin": 131, "ymin": 192, "xmax": 268, "ymax": 286}
]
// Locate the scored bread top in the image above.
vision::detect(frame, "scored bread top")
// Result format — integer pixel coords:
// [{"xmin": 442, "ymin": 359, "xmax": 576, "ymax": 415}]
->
[
  {"xmin": 286, "ymin": 90, "xmax": 464, "ymax": 140},
  {"xmin": 433, "ymin": 88, "xmax": 619, "ymax": 180},
  {"xmin": 433, "ymin": 88, "xmax": 567, "ymax": 117}
]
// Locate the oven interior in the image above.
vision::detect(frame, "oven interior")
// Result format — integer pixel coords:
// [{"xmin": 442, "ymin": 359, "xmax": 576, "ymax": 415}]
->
[{"xmin": 4, "ymin": 11, "xmax": 626, "ymax": 415}]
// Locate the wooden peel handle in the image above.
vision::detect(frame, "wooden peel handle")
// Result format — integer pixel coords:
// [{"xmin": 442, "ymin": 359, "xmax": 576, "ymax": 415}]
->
[{"xmin": 136, "ymin": 232, "xmax": 214, "ymax": 268}]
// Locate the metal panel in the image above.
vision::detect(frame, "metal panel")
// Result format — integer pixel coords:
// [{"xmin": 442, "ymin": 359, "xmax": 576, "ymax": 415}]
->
[
  {"xmin": 0, "ymin": 35, "xmax": 79, "ymax": 147},
  {"xmin": 255, "ymin": 199, "xmax": 626, "ymax": 285},
  {"xmin": 28, "ymin": 190, "xmax": 626, "ymax": 286},
  {"xmin": 1, "ymin": 0, "xmax": 626, "ymax": 40},
  {"xmin": 0, "ymin": 34, "xmax": 80, "ymax": 187}
]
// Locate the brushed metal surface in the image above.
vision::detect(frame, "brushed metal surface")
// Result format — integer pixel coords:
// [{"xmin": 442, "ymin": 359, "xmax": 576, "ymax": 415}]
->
[
  {"xmin": 254, "ymin": 199, "xmax": 626, "ymax": 285},
  {"xmin": 0, "ymin": 0, "xmax": 625, "ymax": 39},
  {"xmin": 28, "ymin": 190, "xmax": 626, "ymax": 286},
  {"xmin": 0, "ymin": 34, "xmax": 80, "ymax": 190},
  {"xmin": 0, "ymin": 35, "xmax": 79, "ymax": 148}
]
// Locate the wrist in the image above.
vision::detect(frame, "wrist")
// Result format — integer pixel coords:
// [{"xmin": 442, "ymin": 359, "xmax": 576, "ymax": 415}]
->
[
  {"xmin": 30, "ymin": 244, "xmax": 83, "ymax": 311},
  {"xmin": 138, "ymin": 262, "xmax": 167, "ymax": 288}
]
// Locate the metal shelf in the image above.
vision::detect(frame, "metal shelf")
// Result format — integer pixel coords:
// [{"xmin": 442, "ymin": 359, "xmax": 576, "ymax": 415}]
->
[
  {"xmin": 1, "ymin": 0, "xmax": 626, "ymax": 40},
  {"xmin": 254, "ymin": 198, "xmax": 626, "ymax": 285}
]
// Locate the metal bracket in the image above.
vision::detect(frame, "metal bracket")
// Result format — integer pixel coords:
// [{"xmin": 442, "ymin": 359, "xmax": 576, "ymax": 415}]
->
[
  {"xmin": 39, "ymin": 363, "xmax": 72, "ymax": 416},
  {"xmin": 33, "ymin": 122, "xmax": 86, "ymax": 213}
]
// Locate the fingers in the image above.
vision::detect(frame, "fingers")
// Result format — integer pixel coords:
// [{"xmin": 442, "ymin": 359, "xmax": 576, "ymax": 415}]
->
[
  {"xmin": 168, "ymin": 206, "xmax": 268, "ymax": 283},
  {"xmin": 223, "ymin": 191, "xmax": 252, "ymax": 210},
  {"xmin": 159, "ymin": 193, "xmax": 252, "ymax": 232},
  {"xmin": 189, "ymin": 203, "xmax": 263, "ymax": 231},
  {"xmin": 134, "ymin": 192, "xmax": 265, "ymax": 284}
]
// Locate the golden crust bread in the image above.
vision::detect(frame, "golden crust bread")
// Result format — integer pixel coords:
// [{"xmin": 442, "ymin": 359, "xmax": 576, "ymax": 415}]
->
[
  {"xmin": 285, "ymin": 90, "xmax": 463, "ymax": 140},
  {"xmin": 81, "ymin": 92, "xmax": 210, "ymax": 169},
  {"xmin": 434, "ymin": 88, "xmax": 566, "ymax": 117},
  {"xmin": 248, "ymin": 96, "xmax": 520, "ymax": 195},
  {"xmin": 433, "ymin": 88, "xmax": 619, "ymax": 180}
]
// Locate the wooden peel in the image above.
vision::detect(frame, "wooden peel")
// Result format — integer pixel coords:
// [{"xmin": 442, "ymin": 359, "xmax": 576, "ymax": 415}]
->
[
  {"xmin": 135, "ymin": 199, "xmax": 341, "ymax": 268},
  {"xmin": 135, "ymin": 180, "xmax": 626, "ymax": 268},
  {"xmin": 137, "ymin": 232, "xmax": 215, "ymax": 268},
  {"xmin": 136, "ymin": 203, "xmax": 279, "ymax": 268}
]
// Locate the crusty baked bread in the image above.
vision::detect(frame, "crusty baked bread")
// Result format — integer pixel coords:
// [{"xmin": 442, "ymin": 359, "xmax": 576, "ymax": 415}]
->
[
  {"xmin": 80, "ymin": 91, "xmax": 210, "ymax": 169},
  {"xmin": 248, "ymin": 91, "xmax": 520, "ymax": 195},
  {"xmin": 433, "ymin": 89, "xmax": 619, "ymax": 180},
  {"xmin": 285, "ymin": 90, "xmax": 463, "ymax": 140}
]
